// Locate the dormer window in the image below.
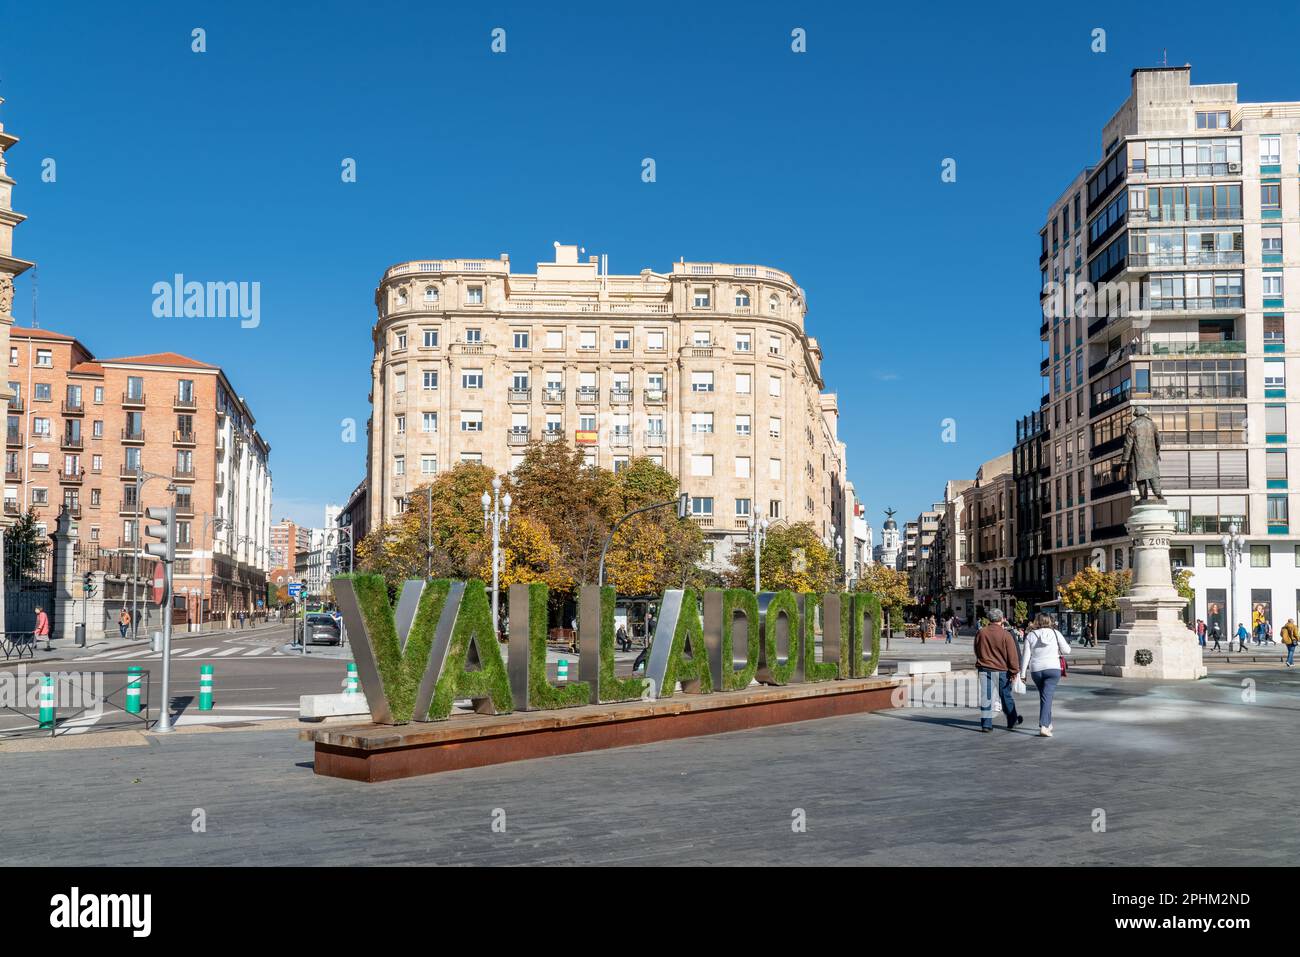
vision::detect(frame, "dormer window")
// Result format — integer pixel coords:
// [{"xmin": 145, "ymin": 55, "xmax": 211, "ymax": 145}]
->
[{"xmin": 768, "ymin": 294, "xmax": 780, "ymax": 314}]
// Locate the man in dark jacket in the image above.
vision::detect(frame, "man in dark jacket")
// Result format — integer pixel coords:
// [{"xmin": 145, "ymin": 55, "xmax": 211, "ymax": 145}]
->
[{"xmin": 974, "ymin": 608, "xmax": 1022, "ymax": 732}]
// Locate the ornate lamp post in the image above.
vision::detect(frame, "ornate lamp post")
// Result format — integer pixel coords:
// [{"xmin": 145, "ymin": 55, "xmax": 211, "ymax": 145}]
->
[
  {"xmin": 482, "ymin": 477, "xmax": 511, "ymax": 635},
  {"xmin": 746, "ymin": 514, "xmax": 769, "ymax": 592},
  {"xmin": 1220, "ymin": 522, "xmax": 1247, "ymax": 650}
]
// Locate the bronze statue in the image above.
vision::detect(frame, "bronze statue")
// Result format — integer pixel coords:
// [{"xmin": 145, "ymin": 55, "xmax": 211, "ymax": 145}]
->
[{"xmin": 1122, "ymin": 406, "xmax": 1162, "ymax": 500}]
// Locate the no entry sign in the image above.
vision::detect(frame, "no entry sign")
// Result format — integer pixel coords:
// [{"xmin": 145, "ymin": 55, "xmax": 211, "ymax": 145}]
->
[{"xmin": 152, "ymin": 561, "xmax": 166, "ymax": 605}]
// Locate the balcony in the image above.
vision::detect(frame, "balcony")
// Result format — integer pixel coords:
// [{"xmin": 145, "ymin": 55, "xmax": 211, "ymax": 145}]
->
[
  {"xmin": 506, "ymin": 429, "xmax": 530, "ymax": 446},
  {"xmin": 1136, "ymin": 162, "xmax": 1239, "ymax": 181},
  {"xmin": 1141, "ymin": 339, "xmax": 1244, "ymax": 356},
  {"xmin": 3, "ymin": 501, "xmax": 19, "ymax": 517},
  {"xmin": 173, "ymin": 466, "xmax": 196, "ymax": 480},
  {"xmin": 1138, "ymin": 385, "xmax": 1246, "ymax": 400},
  {"xmin": 682, "ymin": 346, "xmax": 716, "ymax": 358},
  {"xmin": 575, "ymin": 386, "xmax": 599, "ymax": 404},
  {"xmin": 61, "ymin": 399, "xmax": 84, "ymax": 415},
  {"xmin": 1129, "ymin": 251, "xmax": 1244, "ymax": 268},
  {"xmin": 1039, "ymin": 320, "xmax": 1049, "ymax": 338},
  {"xmin": 644, "ymin": 388, "xmax": 666, "ymax": 404},
  {"xmin": 173, "ymin": 395, "xmax": 198, "ymax": 412},
  {"xmin": 507, "ymin": 388, "xmax": 531, "ymax": 404},
  {"xmin": 65, "ymin": 505, "xmax": 82, "ymax": 519},
  {"xmin": 4, "ymin": 466, "xmax": 20, "ymax": 482},
  {"xmin": 610, "ymin": 389, "xmax": 632, "ymax": 405},
  {"xmin": 611, "ymin": 432, "xmax": 631, "ymax": 447},
  {"xmin": 7, "ymin": 397, "xmax": 23, "ymax": 412},
  {"xmin": 58, "ymin": 470, "xmax": 84, "ymax": 485},
  {"xmin": 173, "ymin": 429, "xmax": 197, "ymax": 446},
  {"xmin": 121, "ymin": 428, "xmax": 145, "ymax": 443},
  {"xmin": 6, "ymin": 428, "xmax": 22, "ymax": 447},
  {"xmin": 1091, "ymin": 478, "xmax": 1128, "ymax": 500},
  {"xmin": 61, "ymin": 433, "xmax": 84, "ymax": 450},
  {"xmin": 120, "ymin": 464, "xmax": 143, "ymax": 479},
  {"xmin": 1090, "ymin": 522, "xmax": 1128, "ymax": 542},
  {"xmin": 118, "ymin": 535, "xmax": 139, "ymax": 549},
  {"xmin": 1148, "ymin": 295, "xmax": 1244, "ymax": 313},
  {"xmin": 121, "ymin": 391, "xmax": 146, "ymax": 408},
  {"xmin": 1039, "ymin": 357, "xmax": 1050, "ymax": 374},
  {"xmin": 646, "ymin": 433, "xmax": 665, "ymax": 447},
  {"xmin": 1135, "ymin": 205, "xmax": 1242, "ymax": 224},
  {"xmin": 541, "ymin": 387, "xmax": 565, "ymax": 404},
  {"xmin": 175, "ymin": 500, "xmax": 195, "ymax": 517},
  {"xmin": 688, "ymin": 514, "xmax": 715, "ymax": 529},
  {"xmin": 1090, "ymin": 390, "xmax": 1131, "ymax": 418},
  {"xmin": 542, "ymin": 429, "xmax": 563, "ymax": 442}
]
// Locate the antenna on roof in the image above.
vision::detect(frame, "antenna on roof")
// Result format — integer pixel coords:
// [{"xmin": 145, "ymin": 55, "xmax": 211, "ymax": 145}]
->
[
  {"xmin": 1161, "ymin": 49, "xmax": 1168, "ymax": 67},
  {"xmin": 30, "ymin": 264, "xmax": 38, "ymax": 329}
]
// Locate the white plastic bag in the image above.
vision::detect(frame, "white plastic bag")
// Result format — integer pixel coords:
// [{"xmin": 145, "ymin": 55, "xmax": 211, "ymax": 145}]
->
[{"xmin": 1012, "ymin": 675, "xmax": 1027, "ymax": 695}]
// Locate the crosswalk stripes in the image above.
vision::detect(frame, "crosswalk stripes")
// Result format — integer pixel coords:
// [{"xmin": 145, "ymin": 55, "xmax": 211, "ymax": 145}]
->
[
  {"xmin": 174, "ymin": 647, "xmax": 218, "ymax": 658},
  {"xmin": 241, "ymin": 647, "xmax": 271, "ymax": 657},
  {"xmin": 214, "ymin": 647, "xmax": 243, "ymax": 657},
  {"xmin": 74, "ymin": 644, "xmax": 296, "ymax": 663}
]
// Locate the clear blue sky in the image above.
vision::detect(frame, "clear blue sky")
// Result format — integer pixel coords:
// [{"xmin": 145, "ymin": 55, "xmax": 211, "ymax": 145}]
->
[{"xmin": 3, "ymin": 0, "xmax": 1298, "ymax": 530}]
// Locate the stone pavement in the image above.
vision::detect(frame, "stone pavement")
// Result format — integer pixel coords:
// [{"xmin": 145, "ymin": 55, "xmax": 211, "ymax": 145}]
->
[{"xmin": 0, "ymin": 665, "xmax": 1294, "ymax": 866}]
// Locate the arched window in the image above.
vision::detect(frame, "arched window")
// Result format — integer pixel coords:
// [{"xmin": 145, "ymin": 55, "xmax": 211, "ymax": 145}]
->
[
  {"xmin": 424, "ymin": 285, "xmax": 438, "ymax": 302},
  {"xmin": 735, "ymin": 289, "xmax": 751, "ymax": 308},
  {"xmin": 396, "ymin": 287, "xmax": 408, "ymax": 306},
  {"xmin": 768, "ymin": 293, "xmax": 780, "ymax": 313}
]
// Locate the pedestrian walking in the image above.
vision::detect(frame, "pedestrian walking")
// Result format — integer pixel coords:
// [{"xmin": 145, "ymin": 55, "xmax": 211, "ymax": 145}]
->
[
  {"xmin": 1195, "ymin": 618, "xmax": 1206, "ymax": 648},
  {"xmin": 1018, "ymin": 614, "xmax": 1071, "ymax": 737},
  {"xmin": 119, "ymin": 608, "xmax": 131, "ymax": 639},
  {"xmin": 945, "ymin": 615, "xmax": 955, "ymax": 644},
  {"xmin": 1281, "ymin": 618, "xmax": 1298, "ymax": 667},
  {"xmin": 1255, "ymin": 615, "xmax": 1266, "ymax": 646},
  {"xmin": 1264, "ymin": 618, "xmax": 1274, "ymax": 645},
  {"xmin": 34, "ymin": 605, "xmax": 51, "ymax": 646},
  {"xmin": 1210, "ymin": 621, "xmax": 1223, "ymax": 651},
  {"xmin": 1236, "ymin": 622, "xmax": 1250, "ymax": 653},
  {"xmin": 974, "ymin": 608, "xmax": 1021, "ymax": 733}
]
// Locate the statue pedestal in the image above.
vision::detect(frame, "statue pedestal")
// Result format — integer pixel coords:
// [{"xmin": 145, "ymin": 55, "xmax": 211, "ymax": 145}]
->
[{"xmin": 1103, "ymin": 500, "xmax": 1206, "ymax": 680}]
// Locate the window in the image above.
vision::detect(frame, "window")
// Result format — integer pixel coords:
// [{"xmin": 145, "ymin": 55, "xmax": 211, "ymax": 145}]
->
[
  {"xmin": 91, "ymin": 454, "xmax": 102, "ymax": 472},
  {"xmin": 735, "ymin": 333, "xmax": 751, "ymax": 352},
  {"xmin": 545, "ymin": 414, "xmax": 562, "ymax": 434},
  {"xmin": 1195, "ymin": 111, "xmax": 1230, "ymax": 130},
  {"xmin": 646, "ymin": 415, "xmax": 664, "ymax": 436},
  {"xmin": 646, "ymin": 330, "xmax": 665, "ymax": 351},
  {"xmin": 546, "ymin": 330, "xmax": 563, "ymax": 349},
  {"xmin": 1268, "ymin": 494, "xmax": 1289, "ymax": 528},
  {"xmin": 33, "ymin": 417, "xmax": 50, "ymax": 436},
  {"xmin": 465, "ymin": 328, "xmax": 482, "ymax": 344},
  {"xmin": 769, "ymin": 500, "xmax": 782, "ymax": 519},
  {"xmin": 736, "ymin": 415, "xmax": 751, "ymax": 436},
  {"xmin": 461, "ymin": 369, "xmax": 483, "ymax": 389},
  {"xmin": 768, "ymin": 335, "xmax": 781, "ymax": 355},
  {"xmin": 424, "ymin": 286, "xmax": 438, "ymax": 302},
  {"xmin": 1266, "ymin": 404, "xmax": 1287, "ymax": 438},
  {"xmin": 769, "ymin": 417, "xmax": 781, "ymax": 438},
  {"xmin": 7, "ymin": 347, "xmax": 14, "ymax": 366},
  {"xmin": 579, "ymin": 414, "xmax": 596, "ymax": 431},
  {"xmin": 422, "ymin": 329, "xmax": 439, "ymax": 348},
  {"xmin": 768, "ymin": 375, "xmax": 781, "ymax": 397},
  {"xmin": 690, "ymin": 496, "xmax": 714, "ymax": 516},
  {"xmin": 769, "ymin": 458, "xmax": 781, "ymax": 480},
  {"xmin": 1264, "ymin": 360, "xmax": 1286, "ymax": 391},
  {"xmin": 580, "ymin": 330, "xmax": 597, "ymax": 350},
  {"xmin": 613, "ymin": 331, "xmax": 631, "ymax": 351},
  {"xmin": 768, "ymin": 294, "xmax": 780, "ymax": 314},
  {"xmin": 1250, "ymin": 544, "xmax": 1271, "ymax": 567},
  {"xmin": 461, "ymin": 452, "xmax": 483, "ymax": 464},
  {"xmin": 36, "ymin": 349, "xmax": 52, "ymax": 368},
  {"xmin": 736, "ymin": 373, "xmax": 751, "ymax": 394},
  {"xmin": 691, "ymin": 412, "xmax": 714, "ymax": 434},
  {"xmin": 735, "ymin": 290, "xmax": 750, "ymax": 308},
  {"xmin": 421, "ymin": 412, "xmax": 437, "ymax": 433},
  {"xmin": 735, "ymin": 456, "xmax": 750, "ymax": 478},
  {"xmin": 394, "ymin": 332, "xmax": 407, "ymax": 351},
  {"xmin": 1260, "ymin": 135, "xmax": 1281, "ymax": 165},
  {"xmin": 512, "ymin": 372, "xmax": 530, "ymax": 391},
  {"xmin": 395, "ymin": 414, "xmax": 406, "ymax": 434},
  {"xmin": 646, "ymin": 372, "xmax": 664, "ymax": 392},
  {"xmin": 735, "ymin": 498, "xmax": 751, "ymax": 517},
  {"xmin": 693, "ymin": 330, "xmax": 711, "ymax": 347},
  {"xmin": 460, "ymin": 411, "xmax": 483, "ymax": 432},
  {"xmin": 1264, "ymin": 275, "xmax": 1284, "ymax": 297},
  {"xmin": 422, "ymin": 371, "xmax": 438, "ymax": 390},
  {"xmin": 513, "ymin": 330, "xmax": 530, "ymax": 349},
  {"xmin": 614, "ymin": 457, "xmax": 629, "ymax": 473},
  {"xmin": 393, "ymin": 371, "xmax": 405, "ymax": 393},
  {"xmin": 690, "ymin": 454, "xmax": 713, "ymax": 477},
  {"xmin": 93, "ymin": 386, "xmax": 103, "ymax": 404},
  {"xmin": 1267, "ymin": 449, "xmax": 1288, "ymax": 485},
  {"xmin": 394, "ymin": 456, "xmax": 405, "ymax": 476},
  {"xmin": 693, "ymin": 288, "xmax": 710, "ymax": 308},
  {"xmin": 396, "ymin": 288, "xmax": 408, "ymax": 306},
  {"xmin": 1262, "ymin": 183, "xmax": 1281, "ymax": 211},
  {"xmin": 34, "ymin": 383, "xmax": 50, "ymax": 401},
  {"xmin": 420, "ymin": 455, "xmax": 436, "ymax": 474},
  {"xmin": 466, "ymin": 286, "xmax": 483, "ymax": 305},
  {"xmin": 691, "ymin": 371, "xmax": 714, "ymax": 393}
]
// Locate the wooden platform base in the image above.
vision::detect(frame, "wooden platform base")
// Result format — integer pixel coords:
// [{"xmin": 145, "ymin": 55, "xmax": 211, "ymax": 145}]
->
[{"xmin": 302, "ymin": 677, "xmax": 903, "ymax": 782}]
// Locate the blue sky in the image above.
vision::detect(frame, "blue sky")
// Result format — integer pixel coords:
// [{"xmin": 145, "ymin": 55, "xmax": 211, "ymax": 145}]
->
[{"xmin": 3, "ymin": 0, "xmax": 1299, "ymax": 531}]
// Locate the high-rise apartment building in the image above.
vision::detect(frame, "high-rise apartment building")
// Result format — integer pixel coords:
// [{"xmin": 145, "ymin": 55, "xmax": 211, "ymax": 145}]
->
[
  {"xmin": 270, "ymin": 517, "xmax": 311, "ymax": 572},
  {"xmin": 367, "ymin": 244, "xmax": 850, "ymax": 569},
  {"xmin": 1012, "ymin": 409, "xmax": 1052, "ymax": 609},
  {"xmin": 0, "ymin": 97, "xmax": 34, "ymax": 531},
  {"xmin": 964, "ymin": 452, "xmax": 1015, "ymax": 621},
  {"xmin": 5, "ymin": 328, "xmax": 272, "ymax": 623},
  {"xmin": 1045, "ymin": 66, "xmax": 1300, "ymax": 633}
]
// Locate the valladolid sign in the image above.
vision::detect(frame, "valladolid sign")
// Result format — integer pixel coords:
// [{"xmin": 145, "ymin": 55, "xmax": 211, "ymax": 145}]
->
[{"xmin": 333, "ymin": 576, "xmax": 884, "ymax": 724}]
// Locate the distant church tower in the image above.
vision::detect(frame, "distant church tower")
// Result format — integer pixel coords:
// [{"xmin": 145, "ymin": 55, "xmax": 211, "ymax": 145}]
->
[{"xmin": 874, "ymin": 508, "xmax": 902, "ymax": 570}]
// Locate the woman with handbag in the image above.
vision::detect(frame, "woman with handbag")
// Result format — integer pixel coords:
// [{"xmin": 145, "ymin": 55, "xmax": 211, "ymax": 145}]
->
[{"xmin": 1018, "ymin": 613, "xmax": 1071, "ymax": 737}]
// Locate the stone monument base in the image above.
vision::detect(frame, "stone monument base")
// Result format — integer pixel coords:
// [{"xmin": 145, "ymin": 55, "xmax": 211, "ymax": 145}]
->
[{"xmin": 1102, "ymin": 500, "xmax": 1206, "ymax": 680}]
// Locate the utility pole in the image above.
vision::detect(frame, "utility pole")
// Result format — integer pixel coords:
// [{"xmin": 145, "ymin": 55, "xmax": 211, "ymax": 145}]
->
[
  {"xmin": 144, "ymin": 504, "xmax": 176, "ymax": 732},
  {"xmin": 746, "ymin": 514, "xmax": 769, "ymax": 592},
  {"xmin": 482, "ymin": 477, "xmax": 511, "ymax": 633}
]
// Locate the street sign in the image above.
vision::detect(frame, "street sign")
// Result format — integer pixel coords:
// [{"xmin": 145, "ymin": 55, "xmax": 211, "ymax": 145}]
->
[
  {"xmin": 152, "ymin": 561, "xmax": 166, "ymax": 605},
  {"xmin": 288, "ymin": 583, "xmax": 304, "ymax": 598}
]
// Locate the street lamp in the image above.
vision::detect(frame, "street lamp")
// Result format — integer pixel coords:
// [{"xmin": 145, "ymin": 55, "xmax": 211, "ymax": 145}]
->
[
  {"xmin": 746, "ymin": 514, "xmax": 769, "ymax": 592},
  {"xmin": 1220, "ymin": 522, "xmax": 1247, "ymax": 650},
  {"xmin": 483, "ymin": 477, "xmax": 511, "ymax": 635}
]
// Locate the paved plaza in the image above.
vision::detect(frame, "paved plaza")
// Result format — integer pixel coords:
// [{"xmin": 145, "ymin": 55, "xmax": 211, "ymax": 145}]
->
[{"xmin": 1, "ymin": 665, "xmax": 1294, "ymax": 866}]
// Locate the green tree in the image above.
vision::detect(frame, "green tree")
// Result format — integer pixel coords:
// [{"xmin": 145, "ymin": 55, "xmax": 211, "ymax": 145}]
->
[
  {"xmin": 1013, "ymin": 599, "xmax": 1029, "ymax": 627},
  {"xmin": 724, "ymin": 522, "xmax": 837, "ymax": 594},
  {"xmin": 601, "ymin": 457, "xmax": 704, "ymax": 595},
  {"xmin": 508, "ymin": 440, "xmax": 611, "ymax": 587},
  {"xmin": 3, "ymin": 508, "xmax": 49, "ymax": 581},
  {"xmin": 855, "ymin": 563, "xmax": 911, "ymax": 639},
  {"xmin": 1060, "ymin": 567, "xmax": 1132, "ymax": 642}
]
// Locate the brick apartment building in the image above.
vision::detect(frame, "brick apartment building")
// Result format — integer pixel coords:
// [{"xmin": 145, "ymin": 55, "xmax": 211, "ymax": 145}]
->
[{"xmin": 5, "ymin": 327, "xmax": 272, "ymax": 624}]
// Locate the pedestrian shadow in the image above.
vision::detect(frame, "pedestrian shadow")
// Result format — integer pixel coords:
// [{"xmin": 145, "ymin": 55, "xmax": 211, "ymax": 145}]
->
[{"xmin": 874, "ymin": 710, "xmax": 993, "ymax": 733}]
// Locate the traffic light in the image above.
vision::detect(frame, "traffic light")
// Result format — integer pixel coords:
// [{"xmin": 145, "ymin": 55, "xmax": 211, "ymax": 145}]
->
[
  {"xmin": 82, "ymin": 571, "xmax": 96, "ymax": 597},
  {"xmin": 145, "ymin": 505, "xmax": 176, "ymax": 563},
  {"xmin": 677, "ymin": 492, "xmax": 690, "ymax": 520}
]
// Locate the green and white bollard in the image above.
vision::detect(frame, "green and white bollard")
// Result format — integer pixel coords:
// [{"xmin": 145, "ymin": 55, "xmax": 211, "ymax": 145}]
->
[
  {"xmin": 346, "ymin": 662, "xmax": 359, "ymax": 696},
  {"xmin": 125, "ymin": 666, "xmax": 142, "ymax": 714},
  {"xmin": 557, "ymin": 659, "xmax": 569, "ymax": 683},
  {"xmin": 199, "ymin": 664, "xmax": 214, "ymax": 711},
  {"xmin": 38, "ymin": 675, "xmax": 55, "ymax": 729}
]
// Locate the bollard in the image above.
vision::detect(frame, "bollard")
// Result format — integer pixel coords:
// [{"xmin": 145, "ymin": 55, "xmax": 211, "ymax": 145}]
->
[
  {"xmin": 557, "ymin": 659, "xmax": 569, "ymax": 683},
  {"xmin": 346, "ymin": 662, "xmax": 359, "ymax": 696},
  {"xmin": 126, "ymin": 666, "xmax": 142, "ymax": 714},
  {"xmin": 38, "ymin": 675, "xmax": 55, "ymax": 729},
  {"xmin": 199, "ymin": 664, "xmax": 214, "ymax": 711}
]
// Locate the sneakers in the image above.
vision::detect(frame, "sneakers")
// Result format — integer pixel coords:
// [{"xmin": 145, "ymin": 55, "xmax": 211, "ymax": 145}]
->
[{"xmin": 1039, "ymin": 726, "xmax": 1053, "ymax": 737}]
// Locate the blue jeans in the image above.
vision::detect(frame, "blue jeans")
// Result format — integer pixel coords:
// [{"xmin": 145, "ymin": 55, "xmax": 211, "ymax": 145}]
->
[
  {"xmin": 1030, "ymin": 669, "xmax": 1062, "ymax": 728},
  {"xmin": 1198, "ymin": 633, "xmax": 1205, "ymax": 647},
  {"xmin": 977, "ymin": 668, "xmax": 1018, "ymax": 729},
  {"xmin": 1287, "ymin": 643, "xmax": 1296, "ymax": 666}
]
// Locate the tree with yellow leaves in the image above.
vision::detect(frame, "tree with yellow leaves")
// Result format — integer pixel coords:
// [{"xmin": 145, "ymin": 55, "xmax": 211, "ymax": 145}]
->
[
  {"xmin": 477, "ymin": 514, "xmax": 572, "ymax": 593},
  {"xmin": 724, "ymin": 522, "xmax": 837, "ymax": 594},
  {"xmin": 1059, "ymin": 566, "xmax": 1131, "ymax": 643},
  {"xmin": 855, "ymin": 563, "xmax": 911, "ymax": 638}
]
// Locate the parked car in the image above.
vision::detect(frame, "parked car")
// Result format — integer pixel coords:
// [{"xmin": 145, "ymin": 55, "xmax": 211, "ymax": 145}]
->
[{"xmin": 303, "ymin": 614, "xmax": 342, "ymax": 646}]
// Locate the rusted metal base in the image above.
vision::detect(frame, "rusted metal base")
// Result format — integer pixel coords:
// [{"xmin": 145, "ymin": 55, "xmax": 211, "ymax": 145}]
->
[{"xmin": 303, "ymin": 677, "xmax": 902, "ymax": 782}]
